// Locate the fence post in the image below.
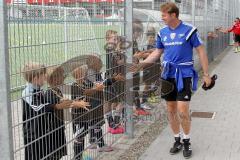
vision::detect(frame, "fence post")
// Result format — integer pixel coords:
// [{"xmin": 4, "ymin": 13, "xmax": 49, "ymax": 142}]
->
[
  {"xmin": 64, "ymin": 8, "xmax": 68, "ymax": 61},
  {"xmin": 93, "ymin": 0, "xmax": 97, "ymax": 17},
  {"xmin": 204, "ymin": 0, "xmax": 211, "ymax": 60},
  {"xmin": 124, "ymin": 0, "xmax": 134, "ymax": 138},
  {"xmin": 0, "ymin": 0, "xmax": 14, "ymax": 159},
  {"xmin": 191, "ymin": 0, "xmax": 196, "ymax": 25},
  {"xmin": 204, "ymin": 0, "xmax": 208, "ymax": 45},
  {"xmin": 152, "ymin": 0, "xmax": 154, "ymax": 10},
  {"xmin": 111, "ymin": 0, "xmax": 114, "ymax": 17}
]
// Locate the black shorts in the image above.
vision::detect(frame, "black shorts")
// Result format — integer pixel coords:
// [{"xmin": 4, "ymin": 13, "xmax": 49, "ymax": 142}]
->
[
  {"xmin": 72, "ymin": 118, "xmax": 105, "ymax": 139},
  {"xmin": 104, "ymin": 85, "xmax": 118, "ymax": 103},
  {"xmin": 234, "ymin": 34, "xmax": 240, "ymax": 43},
  {"xmin": 161, "ymin": 77, "xmax": 192, "ymax": 101}
]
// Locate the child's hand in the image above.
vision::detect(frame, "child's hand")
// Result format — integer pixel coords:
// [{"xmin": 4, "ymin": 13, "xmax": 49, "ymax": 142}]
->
[
  {"xmin": 133, "ymin": 52, "xmax": 144, "ymax": 59},
  {"xmin": 60, "ymin": 99, "xmax": 73, "ymax": 109},
  {"xmin": 133, "ymin": 56, "xmax": 139, "ymax": 64},
  {"xmin": 215, "ymin": 27, "xmax": 221, "ymax": 31},
  {"xmin": 71, "ymin": 100, "xmax": 90, "ymax": 111},
  {"xmin": 117, "ymin": 59, "xmax": 125, "ymax": 65},
  {"xmin": 60, "ymin": 98, "xmax": 69, "ymax": 102},
  {"xmin": 114, "ymin": 74, "xmax": 125, "ymax": 81},
  {"xmin": 95, "ymin": 83, "xmax": 104, "ymax": 91}
]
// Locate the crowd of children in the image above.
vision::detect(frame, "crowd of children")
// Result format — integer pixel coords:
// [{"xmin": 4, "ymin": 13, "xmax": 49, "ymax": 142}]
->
[{"xmin": 21, "ymin": 20, "xmax": 160, "ymax": 159}]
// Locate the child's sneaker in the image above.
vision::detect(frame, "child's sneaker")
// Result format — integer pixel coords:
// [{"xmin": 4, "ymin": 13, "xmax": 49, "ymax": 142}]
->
[
  {"xmin": 108, "ymin": 125, "xmax": 125, "ymax": 134},
  {"xmin": 234, "ymin": 48, "xmax": 238, "ymax": 53},
  {"xmin": 135, "ymin": 108, "xmax": 151, "ymax": 116},
  {"xmin": 98, "ymin": 145, "xmax": 114, "ymax": 152},
  {"xmin": 141, "ymin": 103, "xmax": 152, "ymax": 110},
  {"xmin": 148, "ymin": 93, "xmax": 159, "ymax": 103}
]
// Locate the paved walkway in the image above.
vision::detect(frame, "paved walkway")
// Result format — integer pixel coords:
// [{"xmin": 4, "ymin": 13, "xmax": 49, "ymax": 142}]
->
[{"xmin": 140, "ymin": 48, "xmax": 240, "ymax": 160}]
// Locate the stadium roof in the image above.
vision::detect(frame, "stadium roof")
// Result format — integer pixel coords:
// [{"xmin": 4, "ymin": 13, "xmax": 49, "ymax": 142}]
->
[{"xmin": 6, "ymin": 0, "xmax": 124, "ymax": 4}]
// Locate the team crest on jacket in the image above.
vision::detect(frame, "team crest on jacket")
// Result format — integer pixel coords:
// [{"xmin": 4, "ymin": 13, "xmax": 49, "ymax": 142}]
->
[
  {"xmin": 163, "ymin": 36, "xmax": 167, "ymax": 41},
  {"xmin": 170, "ymin": 33, "xmax": 176, "ymax": 40}
]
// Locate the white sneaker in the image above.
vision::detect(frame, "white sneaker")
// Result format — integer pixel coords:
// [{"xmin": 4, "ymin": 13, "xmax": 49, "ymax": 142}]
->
[{"xmin": 141, "ymin": 103, "xmax": 152, "ymax": 110}]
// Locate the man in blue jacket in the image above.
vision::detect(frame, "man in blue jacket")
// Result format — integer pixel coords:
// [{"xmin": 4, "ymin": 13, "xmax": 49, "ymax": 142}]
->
[{"xmin": 132, "ymin": 2, "xmax": 211, "ymax": 158}]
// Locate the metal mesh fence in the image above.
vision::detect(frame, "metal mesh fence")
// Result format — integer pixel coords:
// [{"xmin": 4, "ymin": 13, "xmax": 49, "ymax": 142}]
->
[
  {"xmin": 7, "ymin": 1, "xmax": 126, "ymax": 160},
  {"xmin": 1, "ymin": 0, "xmax": 240, "ymax": 160}
]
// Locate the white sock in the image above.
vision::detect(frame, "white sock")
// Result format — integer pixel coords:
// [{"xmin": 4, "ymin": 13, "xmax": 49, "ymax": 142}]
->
[
  {"xmin": 183, "ymin": 133, "xmax": 190, "ymax": 139},
  {"xmin": 174, "ymin": 132, "xmax": 181, "ymax": 138}
]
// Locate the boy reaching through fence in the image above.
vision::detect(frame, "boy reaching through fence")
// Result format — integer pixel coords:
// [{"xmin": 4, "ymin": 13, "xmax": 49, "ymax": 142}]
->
[
  {"xmin": 84, "ymin": 54, "xmax": 119, "ymax": 152},
  {"xmin": 44, "ymin": 66, "xmax": 71, "ymax": 159},
  {"xmin": 134, "ymin": 27, "xmax": 161, "ymax": 106},
  {"xmin": 132, "ymin": 19, "xmax": 151, "ymax": 116},
  {"xmin": 105, "ymin": 30, "xmax": 126, "ymax": 134},
  {"xmin": 71, "ymin": 65, "xmax": 93, "ymax": 160},
  {"xmin": 45, "ymin": 65, "xmax": 91, "ymax": 159},
  {"xmin": 22, "ymin": 63, "xmax": 72, "ymax": 160},
  {"xmin": 71, "ymin": 63, "xmax": 125, "ymax": 158}
]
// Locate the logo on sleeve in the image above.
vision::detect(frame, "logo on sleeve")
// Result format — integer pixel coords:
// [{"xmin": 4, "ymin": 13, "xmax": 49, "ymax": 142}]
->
[{"xmin": 163, "ymin": 36, "xmax": 167, "ymax": 41}]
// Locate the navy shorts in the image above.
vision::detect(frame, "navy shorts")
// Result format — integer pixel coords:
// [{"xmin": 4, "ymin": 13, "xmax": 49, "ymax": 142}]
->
[{"xmin": 161, "ymin": 77, "xmax": 192, "ymax": 101}]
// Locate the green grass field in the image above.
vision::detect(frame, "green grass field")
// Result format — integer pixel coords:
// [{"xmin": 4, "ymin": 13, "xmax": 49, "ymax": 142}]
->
[{"xmin": 8, "ymin": 23, "xmax": 122, "ymax": 100}]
